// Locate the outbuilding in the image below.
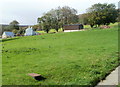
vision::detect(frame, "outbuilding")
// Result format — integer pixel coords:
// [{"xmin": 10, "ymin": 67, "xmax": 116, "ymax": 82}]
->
[
  {"xmin": 2, "ymin": 32, "xmax": 14, "ymax": 38},
  {"xmin": 24, "ymin": 27, "xmax": 36, "ymax": 36},
  {"xmin": 63, "ymin": 24, "xmax": 84, "ymax": 31}
]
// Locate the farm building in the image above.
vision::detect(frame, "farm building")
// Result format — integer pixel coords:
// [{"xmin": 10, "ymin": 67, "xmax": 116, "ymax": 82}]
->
[
  {"xmin": 2, "ymin": 32, "xmax": 14, "ymax": 38},
  {"xmin": 63, "ymin": 24, "xmax": 84, "ymax": 32},
  {"xmin": 24, "ymin": 27, "xmax": 36, "ymax": 36}
]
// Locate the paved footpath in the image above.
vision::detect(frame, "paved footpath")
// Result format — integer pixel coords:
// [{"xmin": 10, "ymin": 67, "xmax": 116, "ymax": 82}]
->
[{"xmin": 96, "ymin": 66, "xmax": 120, "ymax": 87}]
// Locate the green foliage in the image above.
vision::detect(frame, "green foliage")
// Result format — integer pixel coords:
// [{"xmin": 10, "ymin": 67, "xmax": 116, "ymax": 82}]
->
[
  {"xmin": 10, "ymin": 20, "xmax": 19, "ymax": 25},
  {"xmin": 1, "ymin": 25, "xmax": 10, "ymax": 35},
  {"xmin": 79, "ymin": 13, "xmax": 89, "ymax": 25},
  {"xmin": 17, "ymin": 29, "xmax": 25, "ymax": 35},
  {"xmin": 32, "ymin": 24, "xmax": 41, "ymax": 31},
  {"xmin": 118, "ymin": 84, "xmax": 120, "ymax": 87},
  {"xmin": 86, "ymin": 3, "xmax": 118, "ymax": 27},
  {"xmin": 49, "ymin": 29, "xmax": 57, "ymax": 33},
  {"xmin": 1, "ymin": 20, "xmax": 20, "ymax": 35},
  {"xmin": 38, "ymin": 6, "xmax": 78, "ymax": 33},
  {"xmin": 36, "ymin": 31, "xmax": 46, "ymax": 34},
  {"xmin": 12, "ymin": 29, "xmax": 18, "ymax": 34},
  {"xmin": 9, "ymin": 20, "xmax": 19, "ymax": 30},
  {"xmin": 36, "ymin": 28, "xmax": 63, "ymax": 34},
  {"xmin": 2, "ymin": 24, "xmax": 118, "ymax": 85},
  {"xmin": 58, "ymin": 28, "xmax": 63, "ymax": 32}
]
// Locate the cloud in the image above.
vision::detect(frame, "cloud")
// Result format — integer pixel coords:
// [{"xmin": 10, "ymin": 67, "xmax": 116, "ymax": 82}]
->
[{"xmin": 1, "ymin": 0, "xmax": 119, "ymax": 25}]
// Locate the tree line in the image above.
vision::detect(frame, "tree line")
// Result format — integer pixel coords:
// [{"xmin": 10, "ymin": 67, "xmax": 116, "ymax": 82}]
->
[
  {"xmin": 79, "ymin": 3, "xmax": 118, "ymax": 28},
  {"xmin": 1, "ymin": 20, "xmax": 27, "ymax": 36},
  {"xmin": 1, "ymin": 3, "xmax": 118, "ymax": 35},
  {"xmin": 38, "ymin": 6, "xmax": 78, "ymax": 33},
  {"xmin": 38, "ymin": 3, "xmax": 118, "ymax": 32}
]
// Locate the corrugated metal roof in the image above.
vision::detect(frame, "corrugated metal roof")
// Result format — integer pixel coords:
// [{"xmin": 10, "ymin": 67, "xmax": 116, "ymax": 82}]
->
[{"xmin": 3, "ymin": 32, "xmax": 14, "ymax": 36}]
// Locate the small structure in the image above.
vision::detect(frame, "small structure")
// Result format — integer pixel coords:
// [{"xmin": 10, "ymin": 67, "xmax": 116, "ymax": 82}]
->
[
  {"xmin": 28, "ymin": 73, "xmax": 46, "ymax": 81},
  {"xmin": 2, "ymin": 32, "xmax": 14, "ymax": 38},
  {"xmin": 63, "ymin": 24, "xmax": 84, "ymax": 32},
  {"xmin": 24, "ymin": 27, "xmax": 36, "ymax": 36}
]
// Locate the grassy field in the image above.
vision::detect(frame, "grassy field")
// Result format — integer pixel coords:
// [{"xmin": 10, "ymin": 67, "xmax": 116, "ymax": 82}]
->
[
  {"xmin": 2, "ymin": 23, "xmax": 119, "ymax": 85},
  {"xmin": 36, "ymin": 28, "xmax": 63, "ymax": 34}
]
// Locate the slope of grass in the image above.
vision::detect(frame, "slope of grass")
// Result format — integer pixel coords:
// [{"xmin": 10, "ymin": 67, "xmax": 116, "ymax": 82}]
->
[
  {"xmin": 36, "ymin": 28, "xmax": 63, "ymax": 34},
  {"xmin": 2, "ymin": 23, "xmax": 118, "ymax": 85}
]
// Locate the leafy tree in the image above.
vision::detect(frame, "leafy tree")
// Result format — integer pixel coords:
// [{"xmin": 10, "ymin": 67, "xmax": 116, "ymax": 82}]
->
[
  {"xmin": 38, "ymin": 14, "xmax": 52, "ymax": 33},
  {"xmin": 61, "ymin": 6, "xmax": 78, "ymax": 24},
  {"xmin": 17, "ymin": 29, "xmax": 25, "ymax": 35},
  {"xmin": 32, "ymin": 24, "xmax": 40, "ymax": 31},
  {"xmin": 79, "ymin": 13, "xmax": 89, "ymax": 25},
  {"xmin": 10, "ymin": 20, "xmax": 19, "ymax": 25},
  {"xmin": 87, "ymin": 3, "xmax": 118, "ymax": 27},
  {"xmin": 8, "ymin": 20, "xmax": 19, "ymax": 30},
  {"xmin": 38, "ymin": 6, "xmax": 78, "ymax": 32},
  {"xmin": 12, "ymin": 29, "xmax": 18, "ymax": 34}
]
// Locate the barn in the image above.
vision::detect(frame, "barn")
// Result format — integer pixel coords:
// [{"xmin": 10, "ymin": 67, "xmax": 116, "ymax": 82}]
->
[
  {"xmin": 24, "ymin": 27, "xmax": 36, "ymax": 36},
  {"xmin": 63, "ymin": 24, "xmax": 84, "ymax": 32},
  {"xmin": 2, "ymin": 32, "xmax": 14, "ymax": 38}
]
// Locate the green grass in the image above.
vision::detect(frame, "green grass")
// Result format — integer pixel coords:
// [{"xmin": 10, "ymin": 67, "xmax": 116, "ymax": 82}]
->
[
  {"xmin": 118, "ymin": 84, "xmax": 120, "ymax": 87},
  {"xmin": 49, "ymin": 29, "xmax": 57, "ymax": 33},
  {"xmin": 84, "ymin": 24, "xmax": 91, "ymax": 29},
  {"xmin": 36, "ymin": 28, "xmax": 63, "ymax": 34},
  {"xmin": 2, "ymin": 23, "xmax": 119, "ymax": 85},
  {"xmin": 36, "ymin": 31, "xmax": 46, "ymax": 34},
  {"xmin": 84, "ymin": 22, "xmax": 118, "ymax": 29}
]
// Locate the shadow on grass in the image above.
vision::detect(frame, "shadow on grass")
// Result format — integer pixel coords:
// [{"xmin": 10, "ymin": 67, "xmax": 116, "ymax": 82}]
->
[
  {"xmin": 1, "ymin": 37, "xmax": 19, "ymax": 42},
  {"xmin": 34, "ymin": 76, "xmax": 46, "ymax": 81}
]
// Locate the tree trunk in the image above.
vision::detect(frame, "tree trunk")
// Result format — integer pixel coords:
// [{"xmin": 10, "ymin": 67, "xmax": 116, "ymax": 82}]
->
[
  {"xmin": 56, "ymin": 28, "xmax": 58, "ymax": 32},
  {"xmin": 90, "ymin": 24, "xmax": 94, "ymax": 28},
  {"xmin": 46, "ymin": 29, "xmax": 49, "ymax": 33}
]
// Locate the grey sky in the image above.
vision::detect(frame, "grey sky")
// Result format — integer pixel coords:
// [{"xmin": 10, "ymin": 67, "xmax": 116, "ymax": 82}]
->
[{"xmin": 0, "ymin": 0, "xmax": 119, "ymax": 25}]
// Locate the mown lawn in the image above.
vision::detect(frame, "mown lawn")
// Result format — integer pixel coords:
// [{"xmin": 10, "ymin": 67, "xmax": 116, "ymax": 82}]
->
[{"xmin": 2, "ymin": 23, "xmax": 119, "ymax": 85}]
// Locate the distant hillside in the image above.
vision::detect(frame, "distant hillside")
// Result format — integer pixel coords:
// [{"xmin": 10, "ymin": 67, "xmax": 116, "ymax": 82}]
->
[{"xmin": 0, "ymin": 24, "xmax": 31, "ymax": 27}]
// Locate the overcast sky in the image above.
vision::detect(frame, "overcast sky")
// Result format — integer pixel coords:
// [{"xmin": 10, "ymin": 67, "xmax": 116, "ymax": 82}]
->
[{"xmin": 0, "ymin": 0, "xmax": 119, "ymax": 25}]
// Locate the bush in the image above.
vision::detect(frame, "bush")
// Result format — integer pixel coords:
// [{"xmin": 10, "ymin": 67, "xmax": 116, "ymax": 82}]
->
[
  {"xmin": 12, "ymin": 29, "xmax": 18, "ymax": 34},
  {"xmin": 17, "ymin": 29, "xmax": 25, "ymax": 35}
]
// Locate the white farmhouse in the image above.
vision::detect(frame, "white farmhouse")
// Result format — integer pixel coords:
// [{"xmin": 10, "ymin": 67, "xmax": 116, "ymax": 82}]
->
[
  {"xmin": 24, "ymin": 27, "xmax": 36, "ymax": 36},
  {"xmin": 2, "ymin": 32, "xmax": 14, "ymax": 38}
]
